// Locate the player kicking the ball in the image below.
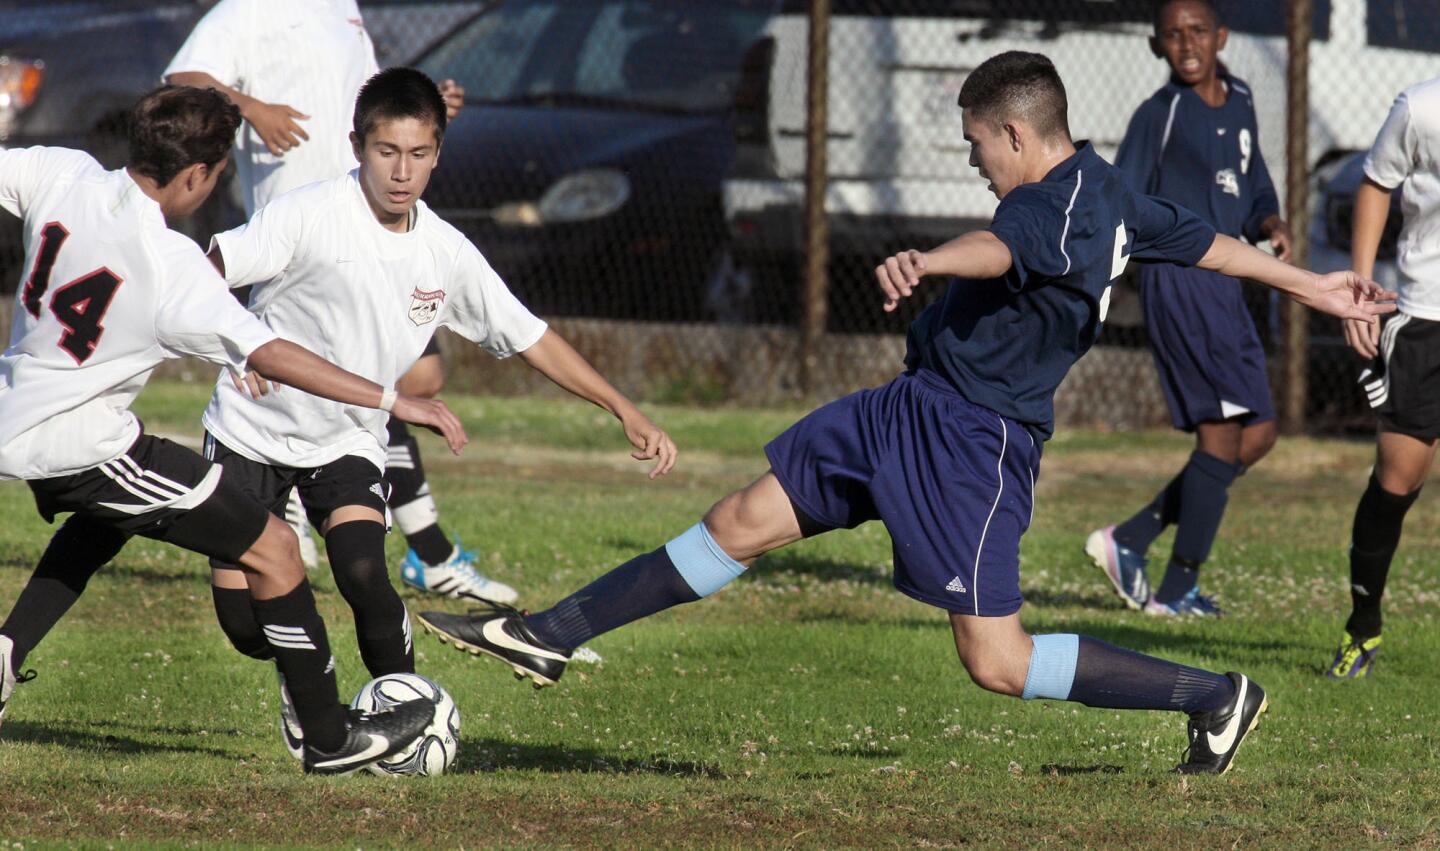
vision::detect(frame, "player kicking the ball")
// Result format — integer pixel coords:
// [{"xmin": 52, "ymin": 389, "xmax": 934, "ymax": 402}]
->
[
  {"xmin": 418, "ymin": 52, "xmax": 1394, "ymax": 774},
  {"xmin": 0, "ymin": 86, "xmax": 468, "ymax": 774}
]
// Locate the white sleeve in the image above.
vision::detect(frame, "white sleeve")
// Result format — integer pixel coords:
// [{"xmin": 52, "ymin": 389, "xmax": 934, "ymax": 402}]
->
[
  {"xmin": 210, "ymin": 192, "xmax": 304, "ymax": 287},
  {"xmin": 163, "ymin": 0, "xmax": 250, "ymax": 88},
  {"xmin": 1363, "ymin": 92, "xmax": 1414, "ymax": 191},
  {"xmin": 154, "ymin": 240, "xmax": 278, "ymax": 369},
  {"xmin": 442, "ymin": 243, "xmax": 548, "ymax": 358},
  {"xmin": 0, "ymin": 147, "xmax": 96, "ymax": 219}
]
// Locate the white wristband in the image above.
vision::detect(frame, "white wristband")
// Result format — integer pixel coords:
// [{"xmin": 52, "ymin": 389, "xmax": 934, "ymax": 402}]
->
[{"xmin": 378, "ymin": 387, "xmax": 398, "ymax": 412}]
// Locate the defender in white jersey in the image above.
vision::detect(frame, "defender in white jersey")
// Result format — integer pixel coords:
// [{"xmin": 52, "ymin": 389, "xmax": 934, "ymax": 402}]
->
[
  {"xmin": 165, "ymin": 0, "xmax": 486, "ymax": 595},
  {"xmin": 1325, "ymin": 76, "xmax": 1440, "ymax": 680},
  {"xmin": 201, "ymin": 69, "xmax": 675, "ymax": 755},
  {"xmin": 0, "ymin": 86, "xmax": 469, "ymax": 774}
]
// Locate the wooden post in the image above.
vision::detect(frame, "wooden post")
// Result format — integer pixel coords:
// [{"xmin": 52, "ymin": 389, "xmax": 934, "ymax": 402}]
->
[
  {"xmin": 800, "ymin": 0, "xmax": 831, "ymax": 396},
  {"xmin": 1281, "ymin": 0, "xmax": 1312, "ymax": 434}
]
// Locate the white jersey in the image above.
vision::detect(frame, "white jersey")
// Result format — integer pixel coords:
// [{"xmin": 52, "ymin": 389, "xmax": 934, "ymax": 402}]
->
[
  {"xmin": 0, "ymin": 147, "xmax": 279, "ymax": 480},
  {"xmin": 204, "ymin": 171, "xmax": 547, "ymax": 470},
  {"xmin": 1363, "ymin": 76, "xmax": 1440, "ymax": 319},
  {"xmin": 163, "ymin": 0, "xmax": 380, "ymax": 215}
]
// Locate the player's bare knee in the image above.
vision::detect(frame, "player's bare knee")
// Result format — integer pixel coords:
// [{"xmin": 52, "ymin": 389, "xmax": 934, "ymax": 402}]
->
[
  {"xmin": 248, "ymin": 516, "xmax": 304, "ymax": 581},
  {"xmin": 1241, "ymin": 423, "xmax": 1278, "ymax": 467},
  {"xmin": 955, "ymin": 647, "xmax": 1024, "ymax": 696}
]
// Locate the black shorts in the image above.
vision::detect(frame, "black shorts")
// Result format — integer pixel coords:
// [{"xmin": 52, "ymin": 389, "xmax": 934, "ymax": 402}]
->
[
  {"xmin": 27, "ymin": 432, "xmax": 269, "ymax": 563},
  {"xmin": 1361, "ymin": 313, "xmax": 1440, "ymax": 442},
  {"xmin": 420, "ymin": 336, "xmax": 442, "ymax": 359},
  {"xmin": 202, "ymin": 433, "xmax": 388, "ymax": 531}
]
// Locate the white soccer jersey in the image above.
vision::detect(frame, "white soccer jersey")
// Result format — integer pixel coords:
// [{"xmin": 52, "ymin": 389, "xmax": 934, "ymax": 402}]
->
[
  {"xmin": 163, "ymin": 0, "xmax": 380, "ymax": 215},
  {"xmin": 203, "ymin": 171, "xmax": 548, "ymax": 470},
  {"xmin": 0, "ymin": 147, "xmax": 279, "ymax": 480},
  {"xmin": 1364, "ymin": 76, "xmax": 1440, "ymax": 319}
]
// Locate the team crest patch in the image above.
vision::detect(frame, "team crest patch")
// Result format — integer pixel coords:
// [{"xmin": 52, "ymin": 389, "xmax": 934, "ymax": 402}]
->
[{"xmin": 408, "ymin": 288, "xmax": 445, "ymax": 326}]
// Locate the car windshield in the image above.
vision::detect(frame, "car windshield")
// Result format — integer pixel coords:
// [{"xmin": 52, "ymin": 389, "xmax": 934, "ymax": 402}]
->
[{"xmin": 416, "ymin": 0, "xmax": 775, "ymax": 114}]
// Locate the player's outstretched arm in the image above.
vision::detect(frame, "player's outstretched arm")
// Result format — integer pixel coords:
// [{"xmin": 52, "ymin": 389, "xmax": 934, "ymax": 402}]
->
[
  {"xmin": 1196, "ymin": 234, "xmax": 1397, "ymax": 323},
  {"xmin": 518, "ymin": 329, "xmax": 677, "ymax": 478},
  {"xmin": 874, "ymin": 231, "xmax": 1012, "ymax": 311},
  {"xmin": 246, "ymin": 339, "xmax": 468, "ymax": 454},
  {"xmin": 166, "ymin": 71, "xmax": 310, "ymax": 157}
]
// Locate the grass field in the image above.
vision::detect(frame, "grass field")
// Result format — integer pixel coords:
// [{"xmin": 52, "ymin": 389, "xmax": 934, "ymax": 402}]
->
[{"xmin": 4, "ymin": 381, "xmax": 1440, "ymax": 848}]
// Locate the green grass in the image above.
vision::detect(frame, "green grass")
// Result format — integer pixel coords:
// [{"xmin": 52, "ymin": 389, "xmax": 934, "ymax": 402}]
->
[{"xmin": 4, "ymin": 381, "xmax": 1440, "ymax": 848}]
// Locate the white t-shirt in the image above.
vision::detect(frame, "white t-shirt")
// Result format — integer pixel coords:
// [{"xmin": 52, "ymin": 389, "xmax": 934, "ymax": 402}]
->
[
  {"xmin": 163, "ymin": 0, "xmax": 380, "ymax": 215},
  {"xmin": 0, "ymin": 147, "xmax": 279, "ymax": 480},
  {"xmin": 1363, "ymin": 76, "xmax": 1440, "ymax": 319},
  {"xmin": 204, "ymin": 171, "xmax": 548, "ymax": 470}
]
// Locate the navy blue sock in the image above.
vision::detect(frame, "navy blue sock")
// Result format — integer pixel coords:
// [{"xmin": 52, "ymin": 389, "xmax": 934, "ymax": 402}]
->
[
  {"xmin": 1113, "ymin": 471, "xmax": 1182, "ymax": 552},
  {"xmin": 1155, "ymin": 451, "xmax": 1240, "ymax": 603},
  {"xmin": 524, "ymin": 547, "xmax": 700, "ymax": 651},
  {"xmin": 1069, "ymin": 636, "xmax": 1234, "ymax": 715}
]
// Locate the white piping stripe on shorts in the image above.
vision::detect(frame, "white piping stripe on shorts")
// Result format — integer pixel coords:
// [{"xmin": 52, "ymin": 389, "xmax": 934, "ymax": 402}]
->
[
  {"xmin": 973, "ymin": 416, "xmax": 1009, "ymax": 616},
  {"xmin": 1025, "ymin": 431, "xmax": 1035, "ymax": 529},
  {"xmin": 117, "ymin": 454, "xmax": 192, "ymax": 497},
  {"xmin": 103, "ymin": 460, "xmax": 185, "ymax": 503},
  {"xmin": 1059, "ymin": 170, "xmax": 1083, "ymax": 276}
]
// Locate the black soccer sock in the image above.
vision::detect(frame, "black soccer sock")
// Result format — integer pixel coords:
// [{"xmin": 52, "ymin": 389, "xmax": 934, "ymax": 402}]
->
[
  {"xmin": 251, "ymin": 579, "xmax": 347, "ymax": 752},
  {"xmin": 1156, "ymin": 451, "xmax": 1240, "ymax": 604},
  {"xmin": 384, "ymin": 419, "xmax": 454, "ymax": 565},
  {"xmin": 1345, "ymin": 474, "xmax": 1421, "ymax": 639},
  {"xmin": 212, "ymin": 585, "xmax": 275, "ymax": 661},
  {"xmin": 1, "ymin": 515, "xmax": 129, "ymax": 670},
  {"xmin": 1069, "ymin": 636, "xmax": 1234, "ymax": 715},
  {"xmin": 326, "ymin": 520, "xmax": 414, "ymax": 676},
  {"xmin": 524, "ymin": 547, "xmax": 701, "ymax": 652},
  {"xmin": 1113, "ymin": 471, "xmax": 1183, "ymax": 552}
]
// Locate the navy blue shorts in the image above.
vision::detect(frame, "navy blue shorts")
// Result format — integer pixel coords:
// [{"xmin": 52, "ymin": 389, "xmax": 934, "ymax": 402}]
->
[
  {"xmin": 764, "ymin": 370, "xmax": 1039, "ymax": 616},
  {"xmin": 1140, "ymin": 264, "xmax": 1274, "ymax": 431}
]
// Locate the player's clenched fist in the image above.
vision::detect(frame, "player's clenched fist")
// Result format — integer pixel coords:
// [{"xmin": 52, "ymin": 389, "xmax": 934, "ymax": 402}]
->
[
  {"xmin": 243, "ymin": 100, "xmax": 311, "ymax": 156},
  {"xmin": 875, "ymin": 249, "xmax": 928, "ymax": 312},
  {"xmin": 439, "ymin": 79, "xmax": 464, "ymax": 120},
  {"xmin": 391, "ymin": 396, "xmax": 468, "ymax": 455}
]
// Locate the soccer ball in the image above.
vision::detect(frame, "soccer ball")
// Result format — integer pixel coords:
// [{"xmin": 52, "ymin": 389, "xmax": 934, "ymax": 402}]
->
[{"xmin": 350, "ymin": 673, "xmax": 460, "ymax": 776}]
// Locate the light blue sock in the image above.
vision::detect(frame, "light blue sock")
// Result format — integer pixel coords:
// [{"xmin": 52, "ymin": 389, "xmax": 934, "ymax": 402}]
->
[
  {"xmin": 664, "ymin": 522, "xmax": 747, "ymax": 597},
  {"xmin": 1021, "ymin": 633, "xmax": 1079, "ymax": 700}
]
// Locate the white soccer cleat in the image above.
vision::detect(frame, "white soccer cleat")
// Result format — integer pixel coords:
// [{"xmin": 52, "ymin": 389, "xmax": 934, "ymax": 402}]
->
[
  {"xmin": 401, "ymin": 541, "xmax": 519, "ymax": 606},
  {"xmin": 277, "ymin": 669, "xmax": 305, "ymax": 761},
  {"xmin": 0, "ymin": 634, "xmax": 36, "ymax": 733}
]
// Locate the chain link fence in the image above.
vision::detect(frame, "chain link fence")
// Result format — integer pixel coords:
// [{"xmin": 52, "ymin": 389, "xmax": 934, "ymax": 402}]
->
[{"xmin": 1, "ymin": 0, "xmax": 1438, "ymax": 427}]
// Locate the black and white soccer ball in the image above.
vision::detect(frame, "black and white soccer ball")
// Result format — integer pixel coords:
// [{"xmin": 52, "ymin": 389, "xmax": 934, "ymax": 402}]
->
[{"xmin": 350, "ymin": 673, "xmax": 460, "ymax": 776}]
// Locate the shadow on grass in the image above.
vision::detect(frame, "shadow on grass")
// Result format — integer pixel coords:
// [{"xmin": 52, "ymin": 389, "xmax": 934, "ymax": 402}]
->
[
  {"xmin": 1026, "ymin": 617, "xmax": 1311, "ymax": 662},
  {"xmin": 747, "ymin": 552, "xmax": 892, "ymax": 588},
  {"xmin": 1022, "ymin": 586, "xmax": 1121, "ymax": 610},
  {"xmin": 3, "ymin": 720, "xmax": 233, "ymax": 758},
  {"xmin": 1040, "ymin": 764, "xmax": 1125, "ymax": 775},
  {"xmin": 454, "ymin": 736, "xmax": 728, "ymax": 778}
]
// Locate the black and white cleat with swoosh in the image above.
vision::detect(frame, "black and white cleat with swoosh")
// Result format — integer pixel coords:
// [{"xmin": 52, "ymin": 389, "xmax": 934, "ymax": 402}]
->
[
  {"xmin": 1175, "ymin": 672, "xmax": 1268, "ymax": 775},
  {"xmin": 417, "ymin": 605, "xmax": 571, "ymax": 688},
  {"xmin": 302, "ymin": 698, "xmax": 435, "ymax": 776}
]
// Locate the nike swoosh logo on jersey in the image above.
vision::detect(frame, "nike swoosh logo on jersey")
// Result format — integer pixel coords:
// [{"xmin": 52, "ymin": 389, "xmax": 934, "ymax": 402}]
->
[
  {"xmin": 1206, "ymin": 678, "xmax": 1248, "ymax": 754},
  {"xmin": 310, "ymin": 733, "xmax": 391, "ymax": 769},
  {"xmin": 482, "ymin": 619, "xmax": 568, "ymax": 661}
]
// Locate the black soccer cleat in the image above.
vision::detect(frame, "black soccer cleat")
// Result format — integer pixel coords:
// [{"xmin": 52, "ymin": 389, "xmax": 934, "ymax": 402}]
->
[
  {"xmin": 1175, "ymin": 672, "xmax": 1268, "ymax": 775},
  {"xmin": 302, "ymin": 698, "xmax": 435, "ymax": 776},
  {"xmin": 417, "ymin": 605, "xmax": 571, "ymax": 688}
]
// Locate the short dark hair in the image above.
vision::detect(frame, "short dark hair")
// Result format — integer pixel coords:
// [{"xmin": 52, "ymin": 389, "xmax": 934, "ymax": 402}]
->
[
  {"xmin": 1152, "ymin": 0, "xmax": 1221, "ymax": 32},
  {"xmin": 127, "ymin": 85, "xmax": 241, "ymax": 187},
  {"xmin": 957, "ymin": 51, "xmax": 1070, "ymax": 140},
  {"xmin": 353, "ymin": 67, "xmax": 447, "ymax": 143}
]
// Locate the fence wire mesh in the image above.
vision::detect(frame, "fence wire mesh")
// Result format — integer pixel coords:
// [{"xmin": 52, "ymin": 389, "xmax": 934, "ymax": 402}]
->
[{"xmin": 1, "ymin": 0, "xmax": 1437, "ymax": 427}]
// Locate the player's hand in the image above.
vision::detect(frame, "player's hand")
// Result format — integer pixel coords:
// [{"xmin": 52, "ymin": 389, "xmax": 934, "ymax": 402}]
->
[
  {"xmin": 1267, "ymin": 220, "xmax": 1294, "ymax": 264},
  {"xmin": 621, "ymin": 409, "xmax": 677, "ymax": 479},
  {"xmin": 875, "ymin": 249, "xmax": 927, "ymax": 312},
  {"xmin": 439, "ymin": 79, "xmax": 464, "ymax": 120},
  {"xmin": 391, "ymin": 395, "xmax": 468, "ymax": 455},
  {"xmin": 1343, "ymin": 316, "xmax": 1382, "ymax": 359},
  {"xmin": 1297, "ymin": 270, "xmax": 1397, "ymax": 324},
  {"xmin": 245, "ymin": 100, "xmax": 310, "ymax": 156},
  {"xmin": 230, "ymin": 369, "xmax": 279, "ymax": 398}
]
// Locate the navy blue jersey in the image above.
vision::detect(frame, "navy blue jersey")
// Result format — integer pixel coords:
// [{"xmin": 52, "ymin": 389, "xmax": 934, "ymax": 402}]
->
[
  {"xmin": 1115, "ymin": 73, "xmax": 1280, "ymax": 242},
  {"xmin": 904, "ymin": 143, "xmax": 1216, "ymax": 441}
]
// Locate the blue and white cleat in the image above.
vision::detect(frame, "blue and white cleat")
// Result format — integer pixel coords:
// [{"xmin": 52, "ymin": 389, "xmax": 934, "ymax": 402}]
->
[
  {"xmin": 1085, "ymin": 525, "xmax": 1150, "ymax": 610},
  {"xmin": 1145, "ymin": 587, "xmax": 1224, "ymax": 617},
  {"xmin": 401, "ymin": 539, "xmax": 519, "ymax": 606}
]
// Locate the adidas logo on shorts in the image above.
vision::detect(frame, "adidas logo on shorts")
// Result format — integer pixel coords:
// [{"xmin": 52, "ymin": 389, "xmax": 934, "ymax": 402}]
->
[{"xmin": 946, "ymin": 576, "xmax": 967, "ymax": 593}]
